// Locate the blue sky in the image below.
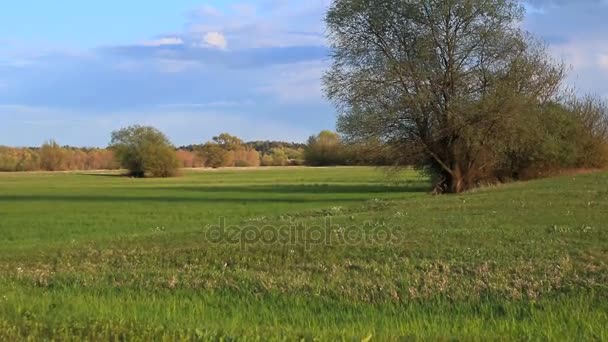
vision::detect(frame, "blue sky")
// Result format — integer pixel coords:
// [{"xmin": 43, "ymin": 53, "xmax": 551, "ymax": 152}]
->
[{"xmin": 1, "ymin": 0, "xmax": 607, "ymax": 147}]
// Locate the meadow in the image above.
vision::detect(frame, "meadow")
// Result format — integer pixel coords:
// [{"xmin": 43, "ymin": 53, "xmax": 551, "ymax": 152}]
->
[{"xmin": 0, "ymin": 167, "xmax": 607, "ymax": 340}]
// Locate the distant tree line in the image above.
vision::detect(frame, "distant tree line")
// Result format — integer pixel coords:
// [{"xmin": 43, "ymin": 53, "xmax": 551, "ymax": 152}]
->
[
  {"xmin": 1, "ymin": 128, "xmax": 388, "ymax": 175},
  {"xmin": 0, "ymin": 141, "xmax": 117, "ymax": 172},
  {"xmin": 2, "ymin": 115, "xmax": 606, "ymax": 181}
]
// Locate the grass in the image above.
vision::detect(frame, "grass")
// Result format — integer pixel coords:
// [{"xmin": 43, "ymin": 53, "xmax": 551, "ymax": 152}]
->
[{"xmin": 0, "ymin": 167, "xmax": 607, "ymax": 340}]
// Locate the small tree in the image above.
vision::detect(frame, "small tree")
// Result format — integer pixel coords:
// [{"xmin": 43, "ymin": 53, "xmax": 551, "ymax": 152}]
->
[
  {"xmin": 304, "ymin": 130, "xmax": 346, "ymax": 166},
  {"xmin": 40, "ymin": 140, "xmax": 65, "ymax": 171},
  {"xmin": 198, "ymin": 142, "xmax": 229, "ymax": 168},
  {"xmin": 568, "ymin": 95, "xmax": 608, "ymax": 168},
  {"xmin": 260, "ymin": 154, "xmax": 274, "ymax": 166},
  {"xmin": 233, "ymin": 147, "xmax": 261, "ymax": 167},
  {"xmin": 269, "ymin": 147, "xmax": 289, "ymax": 166},
  {"xmin": 212, "ymin": 133, "xmax": 244, "ymax": 151},
  {"xmin": 109, "ymin": 125, "xmax": 179, "ymax": 177}
]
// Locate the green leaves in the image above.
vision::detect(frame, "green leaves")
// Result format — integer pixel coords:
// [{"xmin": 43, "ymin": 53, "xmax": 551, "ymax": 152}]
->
[{"xmin": 109, "ymin": 125, "xmax": 179, "ymax": 178}]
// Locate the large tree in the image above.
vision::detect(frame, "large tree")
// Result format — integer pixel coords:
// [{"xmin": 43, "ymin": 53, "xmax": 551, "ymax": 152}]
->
[{"xmin": 324, "ymin": 0, "xmax": 565, "ymax": 193}]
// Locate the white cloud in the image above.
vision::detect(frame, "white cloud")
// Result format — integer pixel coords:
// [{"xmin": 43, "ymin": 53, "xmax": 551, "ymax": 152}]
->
[
  {"xmin": 0, "ymin": 104, "xmax": 313, "ymax": 146},
  {"xmin": 187, "ymin": 2, "xmax": 328, "ymax": 49},
  {"xmin": 140, "ymin": 37, "xmax": 184, "ymax": 47},
  {"xmin": 523, "ymin": 2, "xmax": 608, "ymax": 99},
  {"xmin": 202, "ymin": 32, "xmax": 228, "ymax": 50},
  {"xmin": 599, "ymin": 54, "xmax": 608, "ymax": 71},
  {"xmin": 548, "ymin": 41, "xmax": 597, "ymax": 69}
]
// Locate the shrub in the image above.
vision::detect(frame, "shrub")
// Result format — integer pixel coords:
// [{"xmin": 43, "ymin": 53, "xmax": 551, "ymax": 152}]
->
[
  {"xmin": 234, "ymin": 160, "xmax": 251, "ymax": 167},
  {"xmin": 260, "ymin": 154, "xmax": 274, "ymax": 166},
  {"xmin": 232, "ymin": 148, "xmax": 261, "ymax": 167},
  {"xmin": 109, "ymin": 125, "xmax": 179, "ymax": 177},
  {"xmin": 304, "ymin": 131, "xmax": 346, "ymax": 166},
  {"xmin": 198, "ymin": 143, "xmax": 229, "ymax": 168},
  {"xmin": 268, "ymin": 148, "xmax": 289, "ymax": 166},
  {"xmin": 198, "ymin": 134, "xmax": 261, "ymax": 168}
]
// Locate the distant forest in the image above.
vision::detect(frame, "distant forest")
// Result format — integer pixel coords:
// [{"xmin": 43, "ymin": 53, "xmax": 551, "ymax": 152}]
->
[{"xmin": 0, "ymin": 130, "xmax": 392, "ymax": 173}]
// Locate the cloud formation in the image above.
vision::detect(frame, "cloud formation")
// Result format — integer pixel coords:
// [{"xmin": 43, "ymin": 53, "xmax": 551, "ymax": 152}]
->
[
  {"xmin": 598, "ymin": 55, "xmax": 608, "ymax": 71},
  {"xmin": 202, "ymin": 32, "xmax": 228, "ymax": 50},
  {"xmin": 523, "ymin": 0, "xmax": 608, "ymax": 96},
  {"xmin": 1, "ymin": 0, "xmax": 607, "ymax": 146},
  {"xmin": 141, "ymin": 37, "xmax": 184, "ymax": 47},
  {"xmin": 185, "ymin": 1, "xmax": 329, "ymax": 49}
]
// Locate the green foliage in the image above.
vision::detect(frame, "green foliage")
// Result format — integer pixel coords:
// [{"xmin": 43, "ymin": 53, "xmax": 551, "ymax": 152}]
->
[
  {"xmin": 269, "ymin": 147, "xmax": 289, "ymax": 166},
  {"xmin": 568, "ymin": 95, "xmax": 608, "ymax": 168},
  {"xmin": 282, "ymin": 147, "xmax": 305, "ymax": 164},
  {"xmin": 198, "ymin": 142, "xmax": 229, "ymax": 168},
  {"xmin": 324, "ymin": 0, "xmax": 592, "ymax": 192},
  {"xmin": 0, "ymin": 146, "xmax": 40, "ymax": 171},
  {"xmin": 260, "ymin": 147, "xmax": 305, "ymax": 166},
  {"xmin": 245, "ymin": 141, "xmax": 306, "ymax": 156},
  {"xmin": 260, "ymin": 153, "xmax": 274, "ymax": 166},
  {"xmin": 109, "ymin": 125, "xmax": 179, "ymax": 177},
  {"xmin": 490, "ymin": 98, "xmax": 608, "ymax": 180},
  {"xmin": 198, "ymin": 133, "xmax": 261, "ymax": 168},
  {"xmin": 304, "ymin": 130, "xmax": 346, "ymax": 166},
  {"xmin": 234, "ymin": 160, "xmax": 251, "ymax": 167},
  {"xmin": 212, "ymin": 133, "xmax": 244, "ymax": 151}
]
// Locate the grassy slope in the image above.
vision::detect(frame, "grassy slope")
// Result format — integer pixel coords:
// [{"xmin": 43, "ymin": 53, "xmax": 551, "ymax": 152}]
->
[{"xmin": 0, "ymin": 167, "xmax": 607, "ymax": 340}]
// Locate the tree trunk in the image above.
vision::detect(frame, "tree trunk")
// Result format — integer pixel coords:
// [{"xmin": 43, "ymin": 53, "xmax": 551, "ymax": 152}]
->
[
  {"xmin": 450, "ymin": 164, "xmax": 465, "ymax": 193},
  {"xmin": 432, "ymin": 164, "xmax": 469, "ymax": 194}
]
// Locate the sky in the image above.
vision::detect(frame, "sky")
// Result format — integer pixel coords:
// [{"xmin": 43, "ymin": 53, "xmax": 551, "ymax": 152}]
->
[{"xmin": 1, "ymin": 0, "xmax": 607, "ymax": 147}]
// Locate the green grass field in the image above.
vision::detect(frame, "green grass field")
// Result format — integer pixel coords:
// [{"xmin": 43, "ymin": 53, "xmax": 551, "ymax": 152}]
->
[{"xmin": 1, "ymin": 167, "xmax": 607, "ymax": 340}]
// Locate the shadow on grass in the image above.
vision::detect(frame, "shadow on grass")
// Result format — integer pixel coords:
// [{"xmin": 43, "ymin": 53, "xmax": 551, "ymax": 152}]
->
[
  {"xmin": 0, "ymin": 195, "xmax": 379, "ymax": 204},
  {"xmin": 0, "ymin": 184, "xmax": 429, "ymax": 204},
  {"xmin": 77, "ymin": 172, "xmax": 125, "ymax": 178},
  {"xmin": 137, "ymin": 184, "xmax": 430, "ymax": 195}
]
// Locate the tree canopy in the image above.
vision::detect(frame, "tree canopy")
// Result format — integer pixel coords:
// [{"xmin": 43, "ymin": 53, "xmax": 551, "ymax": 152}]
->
[
  {"xmin": 304, "ymin": 130, "xmax": 346, "ymax": 166},
  {"xmin": 109, "ymin": 125, "xmax": 179, "ymax": 177}
]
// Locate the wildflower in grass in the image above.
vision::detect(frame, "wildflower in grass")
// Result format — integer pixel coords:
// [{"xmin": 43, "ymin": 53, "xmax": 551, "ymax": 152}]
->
[{"xmin": 168, "ymin": 275, "xmax": 178, "ymax": 289}]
